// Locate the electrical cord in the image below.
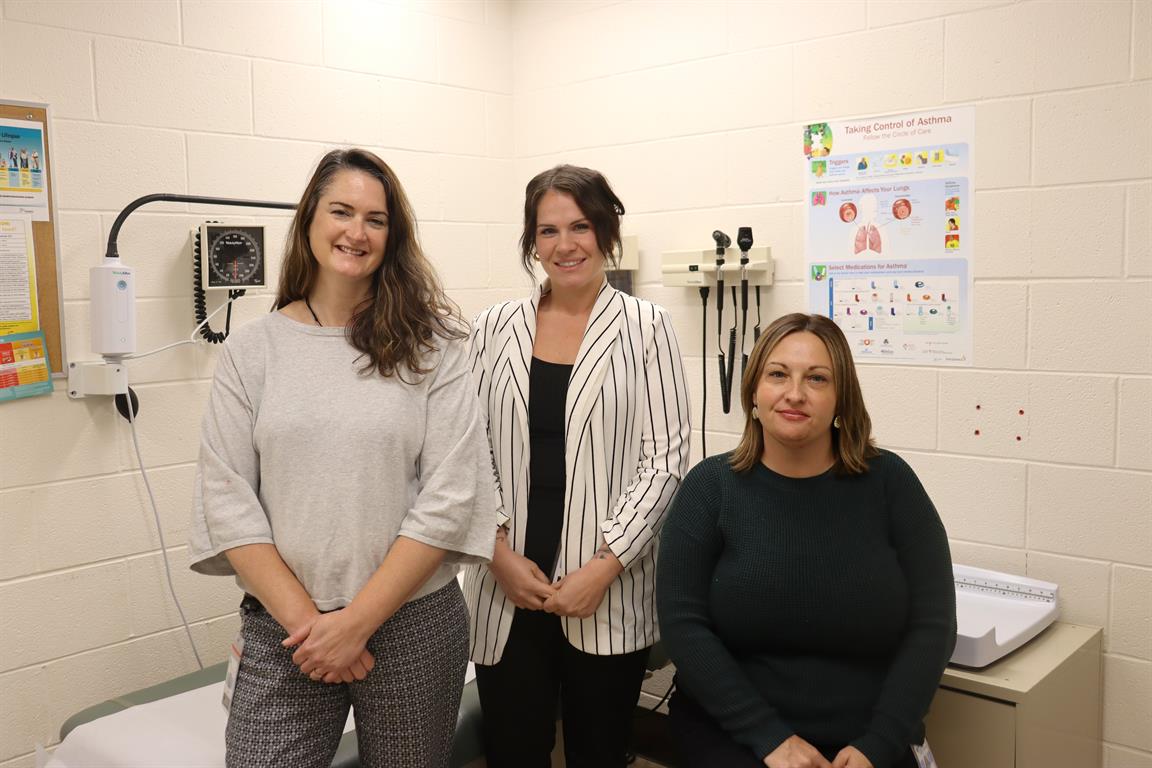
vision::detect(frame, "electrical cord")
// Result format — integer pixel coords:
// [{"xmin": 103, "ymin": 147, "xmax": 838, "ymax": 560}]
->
[
  {"xmin": 125, "ymin": 397, "xmax": 204, "ymax": 670},
  {"xmin": 647, "ymin": 680, "xmax": 675, "ymax": 712},
  {"xmin": 122, "ymin": 292, "xmax": 245, "ymax": 360},
  {"xmin": 632, "ymin": 669, "xmax": 676, "ymax": 715},
  {"xmin": 114, "ymin": 294, "xmax": 252, "ymax": 662},
  {"xmin": 116, "ymin": 299, "xmax": 253, "ymax": 667}
]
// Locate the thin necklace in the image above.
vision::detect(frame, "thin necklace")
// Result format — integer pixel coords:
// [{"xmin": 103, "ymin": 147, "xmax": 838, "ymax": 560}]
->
[{"xmin": 304, "ymin": 297, "xmax": 322, "ymax": 327}]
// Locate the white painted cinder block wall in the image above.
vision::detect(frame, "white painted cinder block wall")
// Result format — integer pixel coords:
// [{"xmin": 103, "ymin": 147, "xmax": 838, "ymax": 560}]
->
[
  {"xmin": 509, "ymin": 1, "xmax": 1150, "ymax": 766},
  {"xmin": 0, "ymin": 0, "xmax": 1148, "ymax": 766}
]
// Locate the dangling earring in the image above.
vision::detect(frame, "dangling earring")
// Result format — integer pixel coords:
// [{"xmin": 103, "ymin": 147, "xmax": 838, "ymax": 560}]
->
[
  {"xmin": 751, "ymin": 405, "xmax": 759, "ymax": 420},
  {"xmin": 833, "ymin": 415, "xmax": 841, "ymax": 428}
]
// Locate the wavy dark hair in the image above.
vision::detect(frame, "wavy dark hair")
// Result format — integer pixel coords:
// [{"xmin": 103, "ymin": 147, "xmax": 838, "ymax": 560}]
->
[
  {"xmin": 275, "ymin": 148, "xmax": 465, "ymax": 378},
  {"xmin": 729, "ymin": 313, "xmax": 878, "ymax": 475},
  {"xmin": 519, "ymin": 164, "xmax": 625, "ymax": 276}
]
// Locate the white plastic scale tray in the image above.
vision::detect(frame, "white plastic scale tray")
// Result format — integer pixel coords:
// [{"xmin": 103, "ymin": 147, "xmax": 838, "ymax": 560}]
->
[{"xmin": 951, "ymin": 564, "xmax": 1060, "ymax": 668}]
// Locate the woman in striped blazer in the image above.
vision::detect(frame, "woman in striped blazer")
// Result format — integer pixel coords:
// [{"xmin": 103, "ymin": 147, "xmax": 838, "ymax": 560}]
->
[{"xmin": 463, "ymin": 165, "xmax": 691, "ymax": 768}]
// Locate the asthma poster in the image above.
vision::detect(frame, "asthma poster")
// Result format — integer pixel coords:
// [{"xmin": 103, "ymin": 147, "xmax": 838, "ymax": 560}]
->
[{"xmin": 804, "ymin": 107, "xmax": 974, "ymax": 366}]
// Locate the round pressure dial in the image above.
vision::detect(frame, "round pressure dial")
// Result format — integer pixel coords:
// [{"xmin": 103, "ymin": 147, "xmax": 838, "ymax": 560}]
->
[{"xmin": 204, "ymin": 225, "xmax": 265, "ymax": 289}]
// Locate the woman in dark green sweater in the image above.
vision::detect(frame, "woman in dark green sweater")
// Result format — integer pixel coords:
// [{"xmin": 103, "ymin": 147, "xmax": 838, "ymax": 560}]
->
[{"xmin": 657, "ymin": 313, "xmax": 955, "ymax": 768}]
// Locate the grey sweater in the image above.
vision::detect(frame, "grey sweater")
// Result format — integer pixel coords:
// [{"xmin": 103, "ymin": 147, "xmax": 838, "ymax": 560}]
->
[{"xmin": 190, "ymin": 311, "xmax": 496, "ymax": 609}]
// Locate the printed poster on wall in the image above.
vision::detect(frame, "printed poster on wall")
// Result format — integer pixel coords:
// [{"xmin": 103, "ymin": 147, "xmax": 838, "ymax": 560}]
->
[
  {"xmin": 803, "ymin": 107, "xmax": 974, "ymax": 366},
  {"xmin": 0, "ymin": 330, "xmax": 52, "ymax": 402},
  {"xmin": 0, "ymin": 215, "xmax": 40, "ymax": 335},
  {"xmin": 0, "ymin": 118, "xmax": 50, "ymax": 221}
]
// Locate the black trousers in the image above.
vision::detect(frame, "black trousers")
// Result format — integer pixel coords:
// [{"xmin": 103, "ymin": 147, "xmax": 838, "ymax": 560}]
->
[
  {"xmin": 669, "ymin": 688, "xmax": 920, "ymax": 768},
  {"xmin": 474, "ymin": 607, "xmax": 650, "ymax": 768}
]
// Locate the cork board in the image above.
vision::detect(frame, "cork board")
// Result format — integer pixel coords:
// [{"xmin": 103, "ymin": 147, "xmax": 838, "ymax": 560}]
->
[{"xmin": 0, "ymin": 100, "xmax": 63, "ymax": 373}]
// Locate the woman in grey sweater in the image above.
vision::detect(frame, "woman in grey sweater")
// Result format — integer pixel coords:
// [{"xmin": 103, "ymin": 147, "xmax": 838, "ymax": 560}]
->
[{"xmin": 190, "ymin": 148, "xmax": 495, "ymax": 767}]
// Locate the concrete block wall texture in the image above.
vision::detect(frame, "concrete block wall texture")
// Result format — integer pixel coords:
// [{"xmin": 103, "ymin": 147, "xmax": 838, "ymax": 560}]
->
[
  {"xmin": 508, "ymin": 1, "xmax": 1150, "ymax": 765},
  {"xmin": 0, "ymin": 0, "xmax": 1147, "ymax": 765}
]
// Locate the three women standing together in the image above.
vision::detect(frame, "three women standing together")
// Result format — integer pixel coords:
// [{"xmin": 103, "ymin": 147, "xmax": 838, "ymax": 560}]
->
[{"xmin": 192, "ymin": 148, "xmax": 954, "ymax": 768}]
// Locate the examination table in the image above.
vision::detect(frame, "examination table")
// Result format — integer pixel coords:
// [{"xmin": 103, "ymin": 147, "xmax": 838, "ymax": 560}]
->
[{"xmin": 50, "ymin": 662, "xmax": 483, "ymax": 767}]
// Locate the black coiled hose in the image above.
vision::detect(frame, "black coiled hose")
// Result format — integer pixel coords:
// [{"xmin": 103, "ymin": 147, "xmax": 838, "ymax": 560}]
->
[{"xmin": 192, "ymin": 229, "xmax": 243, "ymax": 344}]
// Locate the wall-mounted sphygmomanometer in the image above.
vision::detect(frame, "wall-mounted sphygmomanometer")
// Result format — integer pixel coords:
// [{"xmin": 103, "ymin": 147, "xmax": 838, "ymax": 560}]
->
[
  {"xmin": 199, "ymin": 225, "xmax": 266, "ymax": 289},
  {"xmin": 192, "ymin": 223, "xmax": 267, "ymax": 343}
]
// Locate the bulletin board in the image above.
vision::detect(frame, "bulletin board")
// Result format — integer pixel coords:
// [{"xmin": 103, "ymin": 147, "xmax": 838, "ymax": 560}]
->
[{"xmin": 0, "ymin": 100, "xmax": 64, "ymax": 374}]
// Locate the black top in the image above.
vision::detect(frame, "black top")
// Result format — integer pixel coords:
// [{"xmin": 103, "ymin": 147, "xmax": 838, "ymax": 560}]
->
[
  {"xmin": 656, "ymin": 451, "xmax": 956, "ymax": 768},
  {"xmin": 524, "ymin": 357, "xmax": 572, "ymax": 576}
]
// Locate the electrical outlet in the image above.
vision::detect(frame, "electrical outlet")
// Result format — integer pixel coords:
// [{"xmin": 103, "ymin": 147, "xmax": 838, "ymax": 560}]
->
[{"xmin": 660, "ymin": 246, "xmax": 773, "ymax": 288}]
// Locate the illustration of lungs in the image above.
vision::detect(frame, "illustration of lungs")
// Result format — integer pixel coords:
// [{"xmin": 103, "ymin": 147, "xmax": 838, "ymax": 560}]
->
[{"xmin": 854, "ymin": 224, "xmax": 883, "ymax": 254}]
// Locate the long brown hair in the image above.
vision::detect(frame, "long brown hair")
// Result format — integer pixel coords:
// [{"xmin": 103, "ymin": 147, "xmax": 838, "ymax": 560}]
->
[
  {"xmin": 729, "ymin": 313, "xmax": 878, "ymax": 475},
  {"xmin": 519, "ymin": 165, "xmax": 625, "ymax": 276},
  {"xmin": 275, "ymin": 148, "xmax": 465, "ymax": 378}
]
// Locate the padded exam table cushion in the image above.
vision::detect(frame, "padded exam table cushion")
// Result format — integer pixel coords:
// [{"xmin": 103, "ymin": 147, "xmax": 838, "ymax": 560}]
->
[{"xmin": 53, "ymin": 662, "xmax": 483, "ymax": 768}]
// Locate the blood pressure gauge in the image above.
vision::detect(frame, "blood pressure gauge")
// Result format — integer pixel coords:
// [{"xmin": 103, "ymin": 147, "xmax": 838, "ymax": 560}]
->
[{"xmin": 200, "ymin": 224, "xmax": 266, "ymax": 289}]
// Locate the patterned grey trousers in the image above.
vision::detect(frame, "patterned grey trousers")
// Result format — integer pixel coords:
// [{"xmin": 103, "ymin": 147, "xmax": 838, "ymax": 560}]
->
[{"xmin": 225, "ymin": 581, "xmax": 469, "ymax": 768}]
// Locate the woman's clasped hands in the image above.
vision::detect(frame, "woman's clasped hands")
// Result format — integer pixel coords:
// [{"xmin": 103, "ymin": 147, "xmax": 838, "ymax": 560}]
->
[
  {"xmin": 489, "ymin": 535, "xmax": 622, "ymax": 618},
  {"xmin": 282, "ymin": 609, "xmax": 376, "ymax": 684},
  {"xmin": 764, "ymin": 736, "xmax": 874, "ymax": 768},
  {"xmin": 542, "ymin": 552, "xmax": 621, "ymax": 618}
]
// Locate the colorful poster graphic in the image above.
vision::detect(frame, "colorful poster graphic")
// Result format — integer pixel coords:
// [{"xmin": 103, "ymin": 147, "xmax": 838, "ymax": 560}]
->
[
  {"xmin": 0, "ymin": 331, "xmax": 53, "ymax": 402},
  {"xmin": 0, "ymin": 118, "xmax": 49, "ymax": 221},
  {"xmin": 0, "ymin": 215, "xmax": 39, "ymax": 335},
  {"xmin": 804, "ymin": 107, "xmax": 974, "ymax": 365}
]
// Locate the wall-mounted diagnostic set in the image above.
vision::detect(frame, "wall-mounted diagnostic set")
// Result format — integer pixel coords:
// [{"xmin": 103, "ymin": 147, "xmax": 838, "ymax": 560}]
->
[
  {"xmin": 69, "ymin": 193, "xmax": 293, "ymax": 414},
  {"xmin": 661, "ymin": 228, "xmax": 775, "ymax": 458}
]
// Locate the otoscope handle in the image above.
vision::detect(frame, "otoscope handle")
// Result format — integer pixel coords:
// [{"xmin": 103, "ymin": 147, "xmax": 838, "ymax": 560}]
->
[
  {"xmin": 719, "ymin": 355, "xmax": 731, "ymax": 413},
  {"xmin": 724, "ymin": 328, "xmax": 737, "ymax": 414},
  {"xmin": 727, "ymin": 328, "xmax": 737, "ymax": 378}
]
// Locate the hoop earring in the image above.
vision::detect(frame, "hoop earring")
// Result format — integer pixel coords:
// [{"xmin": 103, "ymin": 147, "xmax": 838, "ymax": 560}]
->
[{"xmin": 833, "ymin": 415, "xmax": 841, "ymax": 428}]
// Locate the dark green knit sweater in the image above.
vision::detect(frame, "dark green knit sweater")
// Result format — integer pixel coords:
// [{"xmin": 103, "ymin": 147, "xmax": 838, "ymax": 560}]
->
[{"xmin": 656, "ymin": 450, "xmax": 956, "ymax": 768}]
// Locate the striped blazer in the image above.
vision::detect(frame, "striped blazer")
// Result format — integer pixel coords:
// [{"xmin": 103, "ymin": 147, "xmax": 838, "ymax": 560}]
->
[{"xmin": 463, "ymin": 280, "xmax": 691, "ymax": 663}]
